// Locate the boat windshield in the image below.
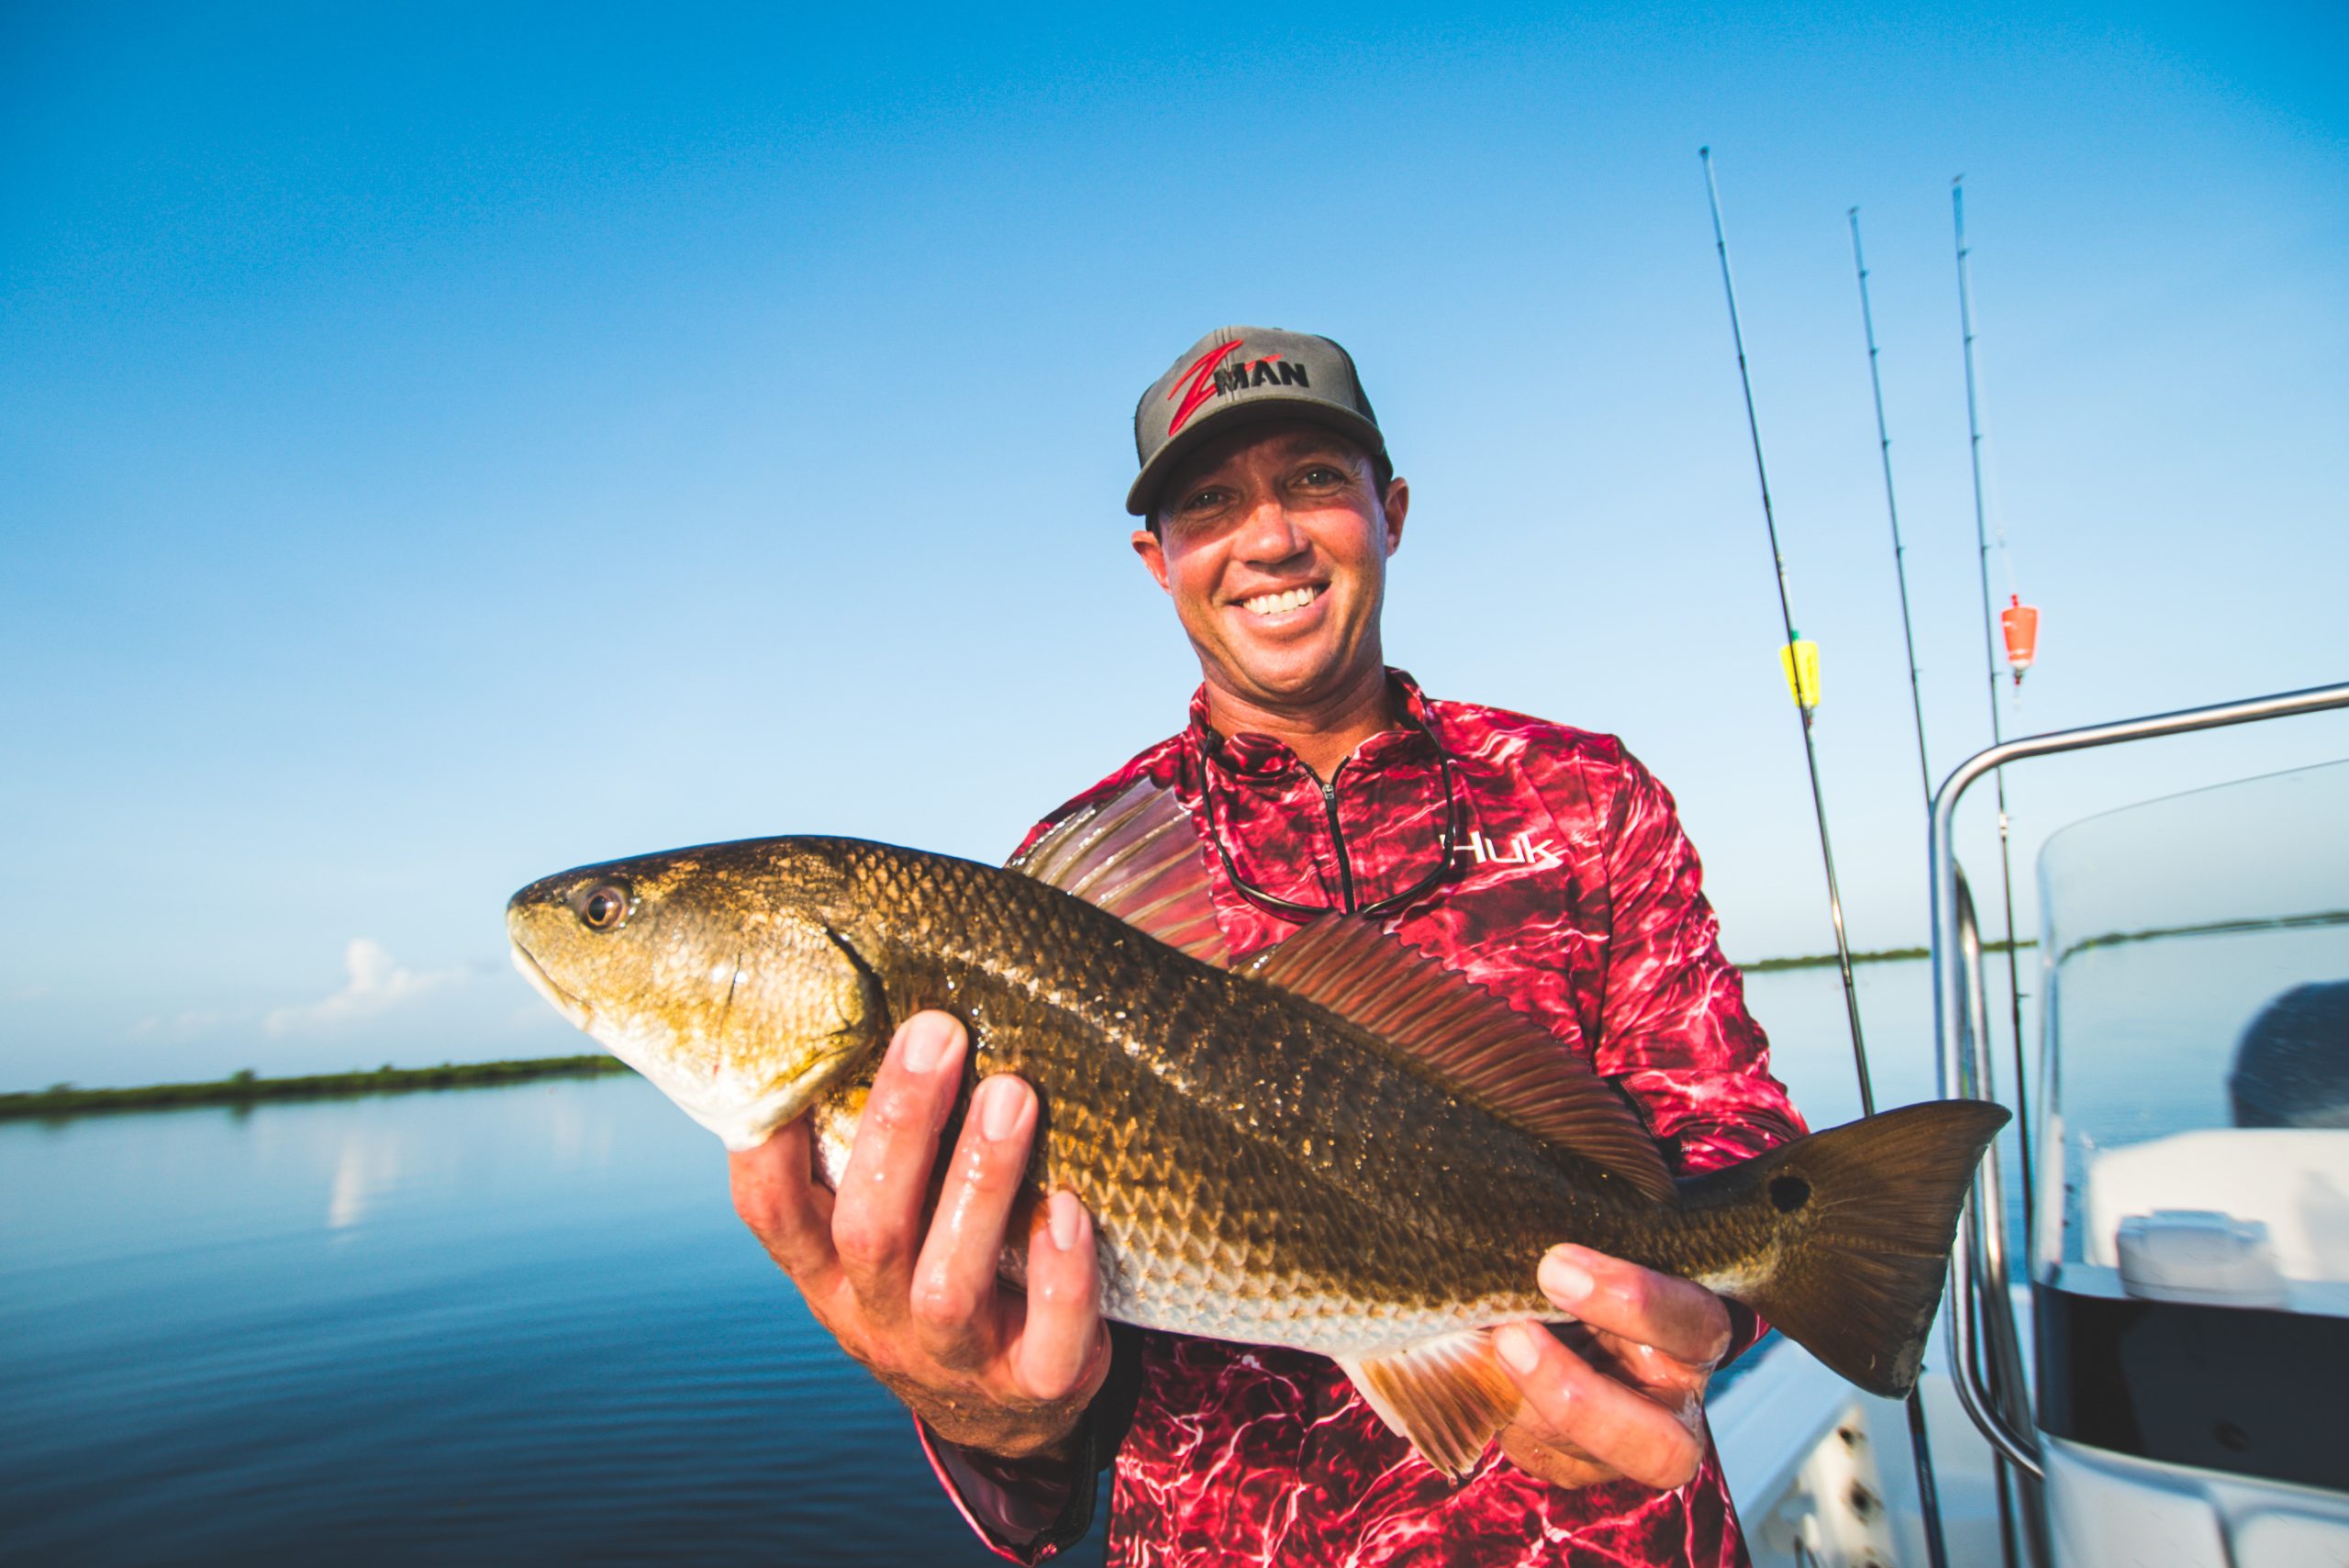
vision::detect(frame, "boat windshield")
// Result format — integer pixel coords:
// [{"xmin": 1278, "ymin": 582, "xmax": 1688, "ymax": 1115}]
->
[{"xmin": 2034, "ymin": 758, "xmax": 2349, "ymax": 1316}]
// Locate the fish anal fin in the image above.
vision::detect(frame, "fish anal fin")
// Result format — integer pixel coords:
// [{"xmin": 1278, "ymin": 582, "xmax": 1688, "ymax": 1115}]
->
[
  {"xmin": 1338, "ymin": 1329, "xmax": 1522, "ymax": 1482},
  {"xmin": 1008, "ymin": 777, "xmax": 1230, "ymax": 968},
  {"xmin": 1246, "ymin": 919, "xmax": 1675, "ymax": 1201}
]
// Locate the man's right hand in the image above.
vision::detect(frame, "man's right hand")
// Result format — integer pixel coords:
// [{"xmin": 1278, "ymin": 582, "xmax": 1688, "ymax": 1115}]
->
[{"xmin": 729, "ymin": 1010, "xmax": 1111, "ymax": 1461}]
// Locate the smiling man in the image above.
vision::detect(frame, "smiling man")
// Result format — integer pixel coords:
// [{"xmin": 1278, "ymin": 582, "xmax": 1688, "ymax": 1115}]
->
[{"xmin": 729, "ymin": 327, "xmax": 1807, "ymax": 1565}]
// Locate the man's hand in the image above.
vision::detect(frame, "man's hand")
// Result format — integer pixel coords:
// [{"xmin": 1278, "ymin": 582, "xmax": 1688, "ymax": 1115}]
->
[
  {"xmin": 729, "ymin": 1010, "xmax": 1111, "ymax": 1461},
  {"xmin": 1492, "ymin": 1245, "xmax": 1732, "ymax": 1491}
]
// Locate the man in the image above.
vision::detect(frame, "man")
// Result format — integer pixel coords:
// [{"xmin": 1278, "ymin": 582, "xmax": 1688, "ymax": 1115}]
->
[{"xmin": 729, "ymin": 327, "xmax": 1807, "ymax": 1564}]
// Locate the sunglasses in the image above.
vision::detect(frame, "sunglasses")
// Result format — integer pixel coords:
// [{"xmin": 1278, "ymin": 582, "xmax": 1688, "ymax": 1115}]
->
[{"xmin": 1198, "ymin": 715, "xmax": 1464, "ymax": 921}]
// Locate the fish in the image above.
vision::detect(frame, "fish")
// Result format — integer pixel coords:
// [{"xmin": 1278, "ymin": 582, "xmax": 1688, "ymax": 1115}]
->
[{"xmin": 506, "ymin": 777, "xmax": 2008, "ymax": 1479}]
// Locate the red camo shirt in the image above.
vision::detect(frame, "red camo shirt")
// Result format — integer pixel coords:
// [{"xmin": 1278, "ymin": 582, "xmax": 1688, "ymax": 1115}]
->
[{"xmin": 923, "ymin": 671, "xmax": 1808, "ymax": 1567}]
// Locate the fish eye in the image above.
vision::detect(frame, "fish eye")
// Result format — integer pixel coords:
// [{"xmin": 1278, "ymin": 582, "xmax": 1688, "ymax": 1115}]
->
[{"xmin": 579, "ymin": 883, "xmax": 634, "ymax": 932}]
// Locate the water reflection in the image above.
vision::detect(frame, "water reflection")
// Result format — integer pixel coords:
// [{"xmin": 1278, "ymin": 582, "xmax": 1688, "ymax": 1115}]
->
[{"xmin": 1, "ymin": 1074, "xmax": 1057, "ymax": 1566}]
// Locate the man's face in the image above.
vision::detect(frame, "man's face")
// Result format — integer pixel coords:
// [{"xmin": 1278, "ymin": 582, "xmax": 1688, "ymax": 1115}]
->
[{"xmin": 1131, "ymin": 422, "xmax": 1408, "ymax": 714}]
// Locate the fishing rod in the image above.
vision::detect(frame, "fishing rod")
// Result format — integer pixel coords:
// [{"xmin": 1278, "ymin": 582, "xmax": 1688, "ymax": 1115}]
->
[
  {"xmin": 1698, "ymin": 148, "xmax": 1952, "ymax": 1568},
  {"xmin": 1954, "ymin": 175, "xmax": 2054, "ymax": 1568},
  {"xmin": 1699, "ymin": 150, "xmax": 1876, "ymax": 1115},
  {"xmin": 1848, "ymin": 207, "xmax": 1934, "ymax": 806},
  {"xmin": 1953, "ymin": 178, "xmax": 2035, "ymax": 1242}
]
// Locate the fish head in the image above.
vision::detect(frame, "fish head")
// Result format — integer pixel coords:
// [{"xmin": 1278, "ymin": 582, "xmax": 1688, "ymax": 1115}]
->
[{"xmin": 506, "ymin": 840, "xmax": 887, "ymax": 1150}]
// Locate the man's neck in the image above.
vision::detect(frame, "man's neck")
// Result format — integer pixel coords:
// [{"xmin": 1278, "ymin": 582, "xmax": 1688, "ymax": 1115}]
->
[{"xmin": 1200, "ymin": 663, "xmax": 1399, "ymax": 781}]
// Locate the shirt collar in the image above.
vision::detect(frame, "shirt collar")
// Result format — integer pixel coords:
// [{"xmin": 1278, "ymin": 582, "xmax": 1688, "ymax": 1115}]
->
[{"xmin": 1186, "ymin": 669, "xmax": 1437, "ymax": 782}]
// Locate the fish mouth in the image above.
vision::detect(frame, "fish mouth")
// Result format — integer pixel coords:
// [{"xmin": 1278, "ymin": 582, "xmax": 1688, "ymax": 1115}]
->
[{"xmin": 508, "ymin": 940, "xmax": 592, "ymax": 1030}]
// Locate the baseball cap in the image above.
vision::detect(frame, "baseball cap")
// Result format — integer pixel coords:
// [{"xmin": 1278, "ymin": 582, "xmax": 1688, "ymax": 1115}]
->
[{"xmin": 1127, "ymin": 326, "xmax": 1385, "ymax": 517}]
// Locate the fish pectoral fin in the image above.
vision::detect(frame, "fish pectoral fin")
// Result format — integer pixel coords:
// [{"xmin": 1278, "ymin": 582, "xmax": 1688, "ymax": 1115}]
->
[{"xmin": 1337, "ymin": 1329, "xmax": 1522, "ymax": 1484}]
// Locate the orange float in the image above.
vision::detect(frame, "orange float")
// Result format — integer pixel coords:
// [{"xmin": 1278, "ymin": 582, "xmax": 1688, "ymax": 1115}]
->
[{"xmin": 2000, "ymin": 595, "xmax": 2040, "ymax": 686}]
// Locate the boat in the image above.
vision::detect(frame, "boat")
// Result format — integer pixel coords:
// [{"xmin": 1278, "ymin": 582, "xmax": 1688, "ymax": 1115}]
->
[{"xmin": 1708, "ymin": 681, "xmax": 2349, "ymax": 1566}]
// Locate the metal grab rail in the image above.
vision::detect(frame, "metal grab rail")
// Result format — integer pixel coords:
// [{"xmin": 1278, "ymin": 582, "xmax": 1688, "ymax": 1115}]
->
[
  {"xmin": 1946, "ymin": 871, "xmax": 2044, "ymax": 1475},
  {"xmin": 1928, "ymin": 681, "xmax": 2349, "ymax": 1477}
]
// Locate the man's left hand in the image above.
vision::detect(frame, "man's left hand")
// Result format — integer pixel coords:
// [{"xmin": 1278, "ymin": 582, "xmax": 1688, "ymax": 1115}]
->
[{"xmin": 1492, "ymin": 1244, "xmax": 1732, "ymax": 1491}]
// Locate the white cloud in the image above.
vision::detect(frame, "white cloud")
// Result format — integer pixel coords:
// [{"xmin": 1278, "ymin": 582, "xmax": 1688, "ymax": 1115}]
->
[{"xmin": 262, "ymin": 939, "xmax": 473, "ymax": 1037}]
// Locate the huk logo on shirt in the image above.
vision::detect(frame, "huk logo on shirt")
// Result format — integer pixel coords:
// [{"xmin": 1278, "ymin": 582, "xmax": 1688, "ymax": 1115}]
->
[
  {"xmin": 1164, "ymin": 339, "xmax": 1310, "ymax": 434},
  {"xmin": 1453, "ymin": 828, "xmax": 1564, "ymax": 870}
]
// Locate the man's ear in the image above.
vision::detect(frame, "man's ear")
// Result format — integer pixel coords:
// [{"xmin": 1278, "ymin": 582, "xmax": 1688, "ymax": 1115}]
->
[
  {"xmin": 1380, "ymin": 477, "xmax": 1409, "ymax": 556},
  {"xmin": 1131, "ymin": 528, "xmax": 1174, "ymax": 592}
]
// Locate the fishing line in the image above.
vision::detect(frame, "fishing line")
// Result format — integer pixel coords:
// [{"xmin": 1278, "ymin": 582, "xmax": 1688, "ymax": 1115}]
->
[{"xmin": 1699, "ymin": 149, "xmax": 1951, "ymax": 1568}]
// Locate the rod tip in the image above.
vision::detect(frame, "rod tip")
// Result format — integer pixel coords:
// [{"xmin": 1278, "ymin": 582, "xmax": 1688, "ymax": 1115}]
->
[{"xmin": 1698, "ymin": 144, "xmax": 1710, "ymax": 157}]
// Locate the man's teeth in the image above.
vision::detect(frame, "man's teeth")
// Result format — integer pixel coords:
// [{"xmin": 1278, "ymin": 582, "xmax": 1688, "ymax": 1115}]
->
[{"xmin": 1242, "ymin": 585, "xmax": 1319, "ymax": 617}]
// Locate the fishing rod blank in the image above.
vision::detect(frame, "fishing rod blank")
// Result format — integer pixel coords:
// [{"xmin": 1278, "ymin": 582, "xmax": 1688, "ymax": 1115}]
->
[
  {"xmin": 1698, "ymin": 148, "xmax": 1951, "ymax": 1568},
  {"xmin": 1848, "ymin": 206, "xmax": 1935, "ymax": 808},
  {"xmin": 1954, "ymin": 174, "xmax": 2053, "ymax": 1568},
  {"xmin": 1699, "ymin": 149, "xmax": 1874, "ymax": 1113}
]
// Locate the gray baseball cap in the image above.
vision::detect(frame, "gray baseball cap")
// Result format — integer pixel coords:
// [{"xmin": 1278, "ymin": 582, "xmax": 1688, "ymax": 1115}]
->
[{"xmin": 1127, "ymin": 326, "xmax": 1385, "ymax": 517}]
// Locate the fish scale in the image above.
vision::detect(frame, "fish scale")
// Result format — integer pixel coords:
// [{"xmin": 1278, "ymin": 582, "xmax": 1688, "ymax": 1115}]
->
[{"xmin": 827, "ymin": 842, "xmax": 1610, "ymax": 1339}]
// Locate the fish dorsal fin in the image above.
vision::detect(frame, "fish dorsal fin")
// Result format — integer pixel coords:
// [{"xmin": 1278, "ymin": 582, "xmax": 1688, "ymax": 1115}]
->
[
  {"xmin": 1008, "ymin": 776, "xmax": 1230, "ymax": 967},
  {"xmin": 1337, "ymin": 1329, "xmax": 1522, "ymax": 1481},
  {"xmin": 1243, "ymin": 919, "xmax": 1675, "ymax": 1201}
]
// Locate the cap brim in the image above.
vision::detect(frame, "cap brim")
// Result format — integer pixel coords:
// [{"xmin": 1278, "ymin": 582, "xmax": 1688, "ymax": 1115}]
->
[{"xmin": 1126, "ymin": 399, "xmax": 1387, "ymax": 517}]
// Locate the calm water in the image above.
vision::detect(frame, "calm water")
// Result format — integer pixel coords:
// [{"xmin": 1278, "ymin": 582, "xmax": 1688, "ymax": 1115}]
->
[
  {"xmin": 0, "ymin": 961, "xmax": 2007, "ymax": 1565},
  {"xmin": 0, "ymin": 1074, "xmax": 1111, "ymax": 1565}
]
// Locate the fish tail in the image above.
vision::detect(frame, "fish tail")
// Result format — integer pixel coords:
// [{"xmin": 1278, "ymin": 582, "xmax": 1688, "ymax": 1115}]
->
[{"xmin": 1682, "ymin": 1099, "xmax": 2009, "ymax": 1397}]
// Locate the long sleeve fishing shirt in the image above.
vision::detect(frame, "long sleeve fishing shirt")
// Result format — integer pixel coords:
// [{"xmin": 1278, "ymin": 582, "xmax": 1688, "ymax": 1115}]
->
[{"xmin": 921, "ymin": 670, "xmax": 1808, "ymax": 1567}]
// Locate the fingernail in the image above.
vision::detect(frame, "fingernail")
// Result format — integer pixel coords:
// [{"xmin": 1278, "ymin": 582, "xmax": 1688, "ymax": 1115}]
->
[
  {"xmin": 979, "ymin": 1075, "xmax": 1028, "ymax": 1140},
  {"xmin": 1048, "ymin": 1190, "xmax": 1084, "ymax": 1251},
  {"xmin": 1540, "ymin": 1249, "xmax": 1595, "ymax": 1306},
  {"xmin": 1497, "ymin": 1324, "xmax": 1542, "ymax": 1374},
  {"xmin": 899, "ymin": 1014, "xmax": 954, "ymax": 1075}
]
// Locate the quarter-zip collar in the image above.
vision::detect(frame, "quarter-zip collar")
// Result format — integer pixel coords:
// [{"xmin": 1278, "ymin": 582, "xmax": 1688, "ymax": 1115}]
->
[{"xmin": 1183, "ymin": 670, "xmax": 1451, "ymax": 938}]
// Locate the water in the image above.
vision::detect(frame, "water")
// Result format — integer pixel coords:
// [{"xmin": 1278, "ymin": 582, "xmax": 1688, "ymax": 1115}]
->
[
  {"xmin": 0, "ymin": 962, "xmax": 2008, "ymax": 1564},
  {"xmin": 0, "ymin": 1075, "xmax": 1097, "ymax": 1565}
]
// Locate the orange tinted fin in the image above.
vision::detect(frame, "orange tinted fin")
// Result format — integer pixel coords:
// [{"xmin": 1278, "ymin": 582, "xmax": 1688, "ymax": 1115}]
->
[
  {"xmin": 1008, "ymin": 776, "xmax": 1230, "ymax": 967},
  {"xmin": 1244, "ymin": 918, "xmax": 1675, "ymax": 1202},
  {"xmin": 1337, "ymin": 1329, "xmax": 1523, "ymax": 1482}
]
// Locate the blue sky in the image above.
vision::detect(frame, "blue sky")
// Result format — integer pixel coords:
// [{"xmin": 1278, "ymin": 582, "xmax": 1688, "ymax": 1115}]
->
[{"xmin": 4, "ymin": 3, "xmax": 2343, "ymax": 1090}]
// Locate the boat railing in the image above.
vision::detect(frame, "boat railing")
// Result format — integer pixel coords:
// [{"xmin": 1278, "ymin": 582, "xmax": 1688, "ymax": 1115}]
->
[{"xmin": 1927, "ymin": 680, "xmax": 2349, "ymax": 1478}]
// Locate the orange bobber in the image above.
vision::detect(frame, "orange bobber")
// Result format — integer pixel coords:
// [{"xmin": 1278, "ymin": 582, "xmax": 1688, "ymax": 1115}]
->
[{"xmin": 2000, "ymin": 595, "xmax": 2040, "ymax": 685}]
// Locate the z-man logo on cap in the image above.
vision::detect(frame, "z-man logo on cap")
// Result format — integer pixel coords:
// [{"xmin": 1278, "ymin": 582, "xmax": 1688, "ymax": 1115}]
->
[{"xmin": 1164, "ymin": 339, "xmax": 1312, "ymax": 435}]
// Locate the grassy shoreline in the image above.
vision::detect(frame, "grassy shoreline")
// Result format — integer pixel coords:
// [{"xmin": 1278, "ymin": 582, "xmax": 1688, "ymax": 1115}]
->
[
  {"xmin": 2, "ymin": 940, "xmax": 2032, "ymax": 1121},
  {"xmin": 0, "ymin": 1054, "xmax": 629, "ymax": 1121}
]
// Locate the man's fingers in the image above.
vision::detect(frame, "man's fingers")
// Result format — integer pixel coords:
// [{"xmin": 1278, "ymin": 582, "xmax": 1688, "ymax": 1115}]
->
[
  {"xmin": 1497, "ymin": 1323, "xmax": 1707, "ymax": 1492},
  {"xmin": 729, "ymin": 1117, "xmax": 838, "ymax": 1284},
  {"xmin": 907, "ymin": 1073, "xmax": 1038, "ymax": 1367},
  {"xmin": 1010, "ymin": 1191, "xmax": 1108, "ymax": 1403},
  {"xmin": 831, "ymin": 1012, "xmax": 967, "ymax": 1320},
  {"xmin": 1538, "ymin": 1246, "xmax": 1731, "ymax": 1371}
]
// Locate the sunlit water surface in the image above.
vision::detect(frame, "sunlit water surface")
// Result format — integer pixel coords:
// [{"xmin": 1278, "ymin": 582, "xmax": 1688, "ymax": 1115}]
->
[{"xmin": 2, "ymin": 961, "xmax": 2028, "ymax": 1565}]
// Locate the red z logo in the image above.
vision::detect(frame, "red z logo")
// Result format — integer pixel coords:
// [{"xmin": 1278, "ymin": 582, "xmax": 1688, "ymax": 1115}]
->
[{"xmin": 1165, "ymin": 339, "xmax": 1244, "ymax": 435}]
